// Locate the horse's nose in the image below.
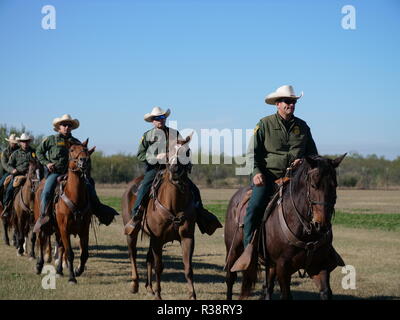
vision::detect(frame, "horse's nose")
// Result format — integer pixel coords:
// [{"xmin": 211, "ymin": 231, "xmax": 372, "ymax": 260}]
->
[{"xmin": 78, "ymin": 158, "xmax": 88, "ymax": 169}]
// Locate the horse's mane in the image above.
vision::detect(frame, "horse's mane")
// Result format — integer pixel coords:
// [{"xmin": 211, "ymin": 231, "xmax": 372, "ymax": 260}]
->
[{"xmin": 291, "ymin": 155, "xmax": 330, "ymax": 185}]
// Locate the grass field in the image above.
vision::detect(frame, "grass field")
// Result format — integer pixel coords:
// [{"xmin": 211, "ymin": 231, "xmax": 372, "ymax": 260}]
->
[{"xmin": 0, "ymin": 187, "xmax": 399, "ymax": 300}]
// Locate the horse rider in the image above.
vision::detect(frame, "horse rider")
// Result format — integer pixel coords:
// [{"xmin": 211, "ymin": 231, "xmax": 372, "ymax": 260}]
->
[
  {"xmin": 0, "ymin": 134, "xmax": 20, "ymax": 204},
  {"xmin": 33, "ymin": 114, "xmax": 118, "ymax": 233},
  {"xmin": 124, "ymin": 106, "xmax": 222, "ymax": 236},
  {"xmin": 231, "ymin": 85, "xmax": 318, "ymax": 272},
  {"xmin": 1, "ymin": 134, "xmax": 36, "ymax": 218}
]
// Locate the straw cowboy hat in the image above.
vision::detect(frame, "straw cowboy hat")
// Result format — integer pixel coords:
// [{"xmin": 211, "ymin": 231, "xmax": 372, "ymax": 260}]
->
[
  {"xmin": 17, "ymin": 133, "xmax": 32, "ymax": 142},
  {"xmin": 52, "ymin": 114, "xmax": 80, "ymax": 132},
  {"xmin": 265, "ymin": 85, "xmax": 304, "ymax": 105},
  {"xmin": 144, "ymin": 107, "xmax": 171, "ymax": 122},
  {"xmin": 5, "ymin": 134, "xmax": 18, "ymax": 143}
]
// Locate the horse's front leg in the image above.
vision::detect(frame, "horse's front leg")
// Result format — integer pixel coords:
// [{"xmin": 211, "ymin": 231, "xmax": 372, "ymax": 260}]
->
[
  {"xmin": 312, "ymin": 269, "xmax": 332, "ymax": 300},
  {"xmin": 29, "ymin": 230, "xmax": 36, "ymax": 260},
  {"xmin": 181, "ymin": 235, "xmax": 196, "ymax": 300},
  {"xmin": 145, "ymin": 245, "xmax": 155, "ymax": 295},
  {"xmin": 151, "ymin": 239, "xmax": 163, "ymax": 300},
  {"xmin": 74, "ymin": 230, "xmax": 89, "ymax": 277},
  {"xmin": 59, "ymin": 227, "xmax": 76, "ymax": 283},
  {"xmin": 276, "ymin": 259, "xmax": 293, "ymax": 300},
  {"xmin": 1, "ymin": 217, "xmax": 10, "ymax": 245},
  {"xmin": 127, "ymin": 233, "xmax": 140, "ymax": 293},
  {"xmin": 36, "ymin": 232, "xmax": 46, "ymax": 274},
  {"xmin": 262, "ymin": 266, "xmax": 276, "ymax": 300}
]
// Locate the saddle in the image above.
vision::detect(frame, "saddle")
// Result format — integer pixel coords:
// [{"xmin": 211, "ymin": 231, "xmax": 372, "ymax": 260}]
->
[{"xmin": 233, "ymin": 177, "xmax": 290, "ymax": 228}]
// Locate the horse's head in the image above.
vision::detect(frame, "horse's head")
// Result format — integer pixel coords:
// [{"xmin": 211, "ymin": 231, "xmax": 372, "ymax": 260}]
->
[
  {"xmin": 68, "ymin": 139, "xmax": 95, "ymax": 173},
  {"xmin": 27, "ymin": 159, "xmax": 42, "ymax": 192},
  {"xmin": 304, "ymin": 154, "xmax": 346, "ymax": 233},
  {"xmin": 166, "ymin": 133, "xmax": 193, "ymax": 183}
]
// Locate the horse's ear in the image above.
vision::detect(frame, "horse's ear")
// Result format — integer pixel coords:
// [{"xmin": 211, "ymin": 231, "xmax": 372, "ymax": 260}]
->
[
  {"xmin": 331, "ymin": 153, "xmax": 347, "ymax": 168},
  {"xmin": 88, "ymin": 146, "xmax": 96, "ymax": 155},
  {"xmin": 82, "ymin": 138, "xmax": 89, "ymax": 147},
  {"xmin": 305, "ymin": 155, "xmax": 319, "ymax": 168},
  {"xmin": 184, "ymin": 132, "xmax": 193, "ymax": 144}
]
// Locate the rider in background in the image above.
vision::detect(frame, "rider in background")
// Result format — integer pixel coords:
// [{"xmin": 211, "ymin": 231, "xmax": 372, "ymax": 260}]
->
[
  {"xmin": 33, "ymin": 114, "xmax": 118, "ymax": 232},
  {"xmin": 124, "ymin": 106, "xmax": 222, "ymax": 236}
]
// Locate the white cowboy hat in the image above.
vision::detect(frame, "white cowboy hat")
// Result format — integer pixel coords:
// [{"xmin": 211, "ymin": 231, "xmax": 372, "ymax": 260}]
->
[
  {"xmin": 144, "ymin": 107, "xmax": 171, "ymax": 122},
  {"xmin": 17, "ymin": 133, "xmax": 32, "ymax": 142},
  {"xmin": 52, "ymin": 114, "xmax": 80, "ymax": 132},
  {"xmin": 265, "ymin": 85, "xmax": 303, "ymax": 105},
  {"xmin": 5, "ymin": 134, "xmax": 18, "ymax": 143}
]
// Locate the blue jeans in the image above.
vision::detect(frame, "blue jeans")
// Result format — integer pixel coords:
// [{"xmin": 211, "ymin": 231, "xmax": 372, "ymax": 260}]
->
[
  {"xmin": 243, "ymin": 172, "xmax": 275, "ymax": 247},
  {"xmin": 3, "ymin": 177, "xmax": 15, "ymax": 205},
  {"xmin": 40, "ymin": 173, "xmax": 61, "ymax": 215},
  {"xmin": 0, "ymin": 173, "xmax": 10, "ymax": 192}
]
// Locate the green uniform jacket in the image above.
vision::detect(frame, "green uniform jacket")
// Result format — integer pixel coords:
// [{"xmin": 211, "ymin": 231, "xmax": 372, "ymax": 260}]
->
[
  {"xmin": 1, "ymin": 145, "xmax": 20, "ymax": 174},
  {"xmin": 36, "ymin": 134, "xmax": 81, "ymax": 174},
  {"xmin": 137, "ymin": 127, "xmax": 182, "ymax": 166},
  {"xmin": 8, "ymin": 147, "xmax": 37, "ymax": 174},
  {"xmin": 249, "ymin": 112, "xmax": 318, "ymax": 178}
]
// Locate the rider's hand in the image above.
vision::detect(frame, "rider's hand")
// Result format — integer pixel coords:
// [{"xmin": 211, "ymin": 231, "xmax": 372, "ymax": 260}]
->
[
  {"xmin": 156, "ymin": 153, "xmax": 167, "ymax": 160},
  {"xmin": 11, "ymin": 169, "xmax": 18, "ymax": 175},
  {"xmin": 47, "ymin": 163, "xmax": 55, "ymax": 172},
  {"xmin": 291, "ymin": 159, "xmax": 303, "ymax": 168},
  {"xmin": 253, "ymin": 173, "xmax": 265, "ymax": 186}
]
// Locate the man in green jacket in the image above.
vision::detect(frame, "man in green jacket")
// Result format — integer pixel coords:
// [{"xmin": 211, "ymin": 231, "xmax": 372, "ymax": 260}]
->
[
  {"xmin": 0, "ymin": 134, "xmax": 20, "ymax": 198},
  {"xmin": 1, "ymin": 134, "xmax": 36, "ymax": 218},
  {"xmin": 231, "ymin": 85, "xmax": 318, "ymax": 272},
  {"xmin": 33, "ymin": 114, "xmax": 118, "ymax": 232},
  {"xmin": 124, "ymin": 107, "xmax": 222, "ymax": 236}
]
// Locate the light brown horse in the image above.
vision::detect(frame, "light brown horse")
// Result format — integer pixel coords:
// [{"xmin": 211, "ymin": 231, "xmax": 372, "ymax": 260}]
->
[
  {"xmin": 34, "ymin": 140, "xmax": 95, "ymax": 283},
  {"xmin": 225, "ymin": 155, "xmax": 346, "ymax": 300},
  {"xmin": 12, "ymin": 160, "xmax": 41, "ymax": 258},
  {"xmin": 122, "ymin": 136, "xmax": 197, "ymax": 300}
]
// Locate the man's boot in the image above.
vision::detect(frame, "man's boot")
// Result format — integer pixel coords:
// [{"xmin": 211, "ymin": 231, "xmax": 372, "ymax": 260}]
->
[
  {"xmin": 124, "ymin": 206, "xmax": 144, "ymax": 235},
  {"xmin": 33, "ymin": 204, "xmax": 50, "ymax": 233},
  {"xmin": 196, "ymin": 207, "xmax": 222, "ymax": 236},
  {"xmin": 230, "ymin": 231, "xmax": 258, "ymax": 272}
]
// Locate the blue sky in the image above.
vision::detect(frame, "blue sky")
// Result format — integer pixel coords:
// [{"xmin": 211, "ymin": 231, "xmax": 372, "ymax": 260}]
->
[{"xmin": 0, "ymin": 0, "xmax": 399, "ymax": 159}]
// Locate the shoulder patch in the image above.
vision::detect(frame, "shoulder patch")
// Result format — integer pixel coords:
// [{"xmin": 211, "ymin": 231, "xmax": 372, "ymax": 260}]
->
[{"xmin": 31, "ymin": 152, "xmax": 36, "ymax": 158}]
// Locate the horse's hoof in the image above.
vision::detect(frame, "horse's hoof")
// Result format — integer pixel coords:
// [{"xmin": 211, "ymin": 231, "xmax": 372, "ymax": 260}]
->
[
  {"xmin": 68, "ymin": 279, "xmax": 77, "ymax": 284},
  {"xmin": 130, "ymin": 282, "xmax": 139, "ymax": 294},
  {"xmin": 17, "ymin": 252, "xmax": 23, "ymax": 257},
  {"xmin": 29, "ymin": 256, "xmax": 35, "ymax": 261},
  {"xmin": 74, "ymin": 268, "xmax": 83, "ymax": 277},
  {"xmin": 189, "ymin": 294, "xmax": 196, "ymax": 300},
  {"xmin": 56, "ymin": 272, "xmax": 63, "ymax": 278}
]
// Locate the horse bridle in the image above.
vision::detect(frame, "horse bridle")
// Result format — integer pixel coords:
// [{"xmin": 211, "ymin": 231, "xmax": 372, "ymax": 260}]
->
[
  {"xmin": 288, "ymin": 166, "xmax": 335, "ymax": 235},
  {"xmin": 68, "ymin": 148, "xmax": 89, "ymax": 173}
]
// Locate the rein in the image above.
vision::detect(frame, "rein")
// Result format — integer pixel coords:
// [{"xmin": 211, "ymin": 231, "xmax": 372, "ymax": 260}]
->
[{"xmin": 278, "ymin": 165, "xmax": 334, "ymax": 277}]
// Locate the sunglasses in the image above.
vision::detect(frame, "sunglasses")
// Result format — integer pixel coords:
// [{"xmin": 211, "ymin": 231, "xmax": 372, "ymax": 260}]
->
[
  {"xmin": 280, "ymin": 98, "xmax": 297, "ymax": 105},
  {"xmin": 60, "ymin": 123, "xmax": 73, "ymax": 128},
  {"xmin": 153, "ymin": 115, "xmax": 166, "ymax": 121}
]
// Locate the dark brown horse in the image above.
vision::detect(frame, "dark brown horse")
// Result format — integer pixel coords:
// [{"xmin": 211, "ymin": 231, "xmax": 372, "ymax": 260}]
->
[
  {"xmin": 12, "ymin": 160, "xmax": 41, "ymax": 258},
  {"xmin": 224, "ymin": 155, "xmax": 346, "ymax": 300},
  {"xmin": 34, "ymin": 140, "xmax": 95, "ymax": 283},
  {"xmin": 122, "ymin": 136, "xmax": 197, "ymax": 300}
]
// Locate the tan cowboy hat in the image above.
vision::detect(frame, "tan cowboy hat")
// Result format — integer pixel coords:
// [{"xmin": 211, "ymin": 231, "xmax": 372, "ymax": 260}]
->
[
  {"xmin": 52, "ymin": 114, "xmax": 80, "ymax": 132},
  {"xmin": 144, "ymin": 107, "xmax": 171, "ymax": 122},
  {"xmin": 265, "ymin": 85, "xmax": 304, "ymax": 105},
  {"xmin": 17, "ymin": 133, "xmax": 32, "ymax": 142},
  {"xmin": 5, "ymin": 134, "xmax": 18, "ymax": 143}
]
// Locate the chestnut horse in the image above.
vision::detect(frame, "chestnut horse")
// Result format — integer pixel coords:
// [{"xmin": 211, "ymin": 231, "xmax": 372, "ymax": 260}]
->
[
  {"xmin": 224, "ymin": 155, "xmax": 346, "ymax": 300},
  {"xmin": 12, "ymin": 160, "xmax": 41, "ymax": 258},
  {"xmin": 122, "ymin": 136, "xmax": 197, "ymax": 300},
  {"xmin": 34, "ymin": 140, "xmax": 95, "ymax": 283}
]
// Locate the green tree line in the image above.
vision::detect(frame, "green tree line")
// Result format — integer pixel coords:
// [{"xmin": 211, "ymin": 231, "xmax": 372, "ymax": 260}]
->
[{"xmin": 1, "ymin": 125, "xmax": 399, "ymax": 188}]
